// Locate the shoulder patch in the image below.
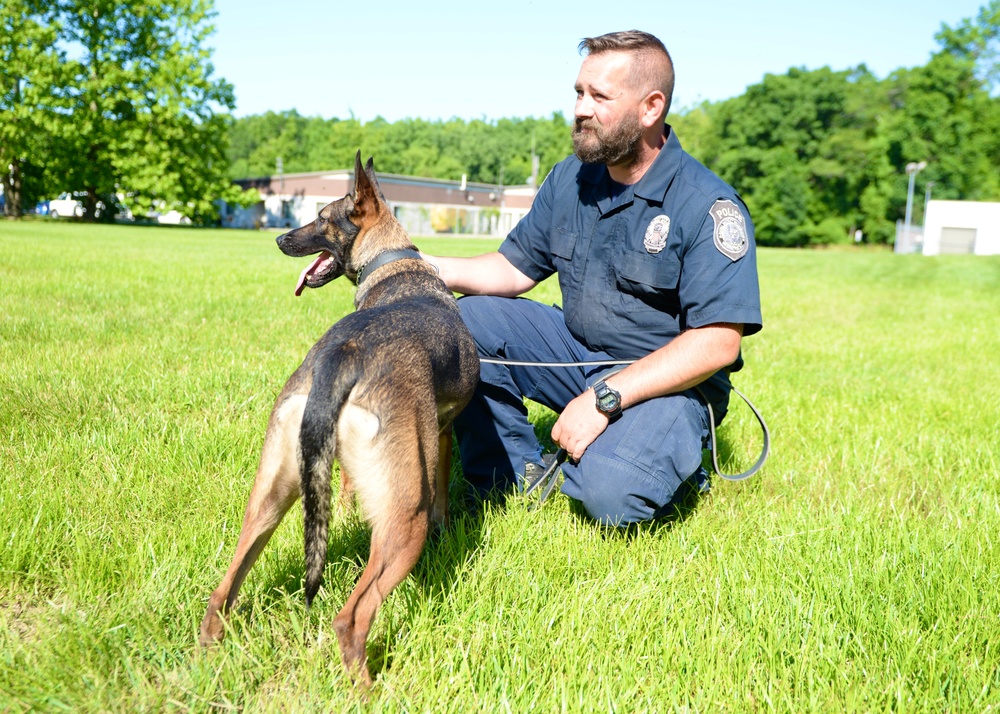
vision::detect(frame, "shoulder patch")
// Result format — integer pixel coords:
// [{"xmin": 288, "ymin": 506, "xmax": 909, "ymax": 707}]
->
[{"xmin": 710, "ymin": 200, "xmax": 749, "ymax": 261}]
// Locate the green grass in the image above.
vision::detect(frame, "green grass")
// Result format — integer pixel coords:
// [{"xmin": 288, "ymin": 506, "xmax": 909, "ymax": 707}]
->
[{"xmin": 1, "ymin": 221, "xmax": 999, "ymax": 712}]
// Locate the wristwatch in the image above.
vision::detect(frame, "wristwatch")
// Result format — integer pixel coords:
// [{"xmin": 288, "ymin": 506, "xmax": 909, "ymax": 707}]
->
[{"xmin": 593, "ymin": 380, "xmax": 623, "ymax": 422}]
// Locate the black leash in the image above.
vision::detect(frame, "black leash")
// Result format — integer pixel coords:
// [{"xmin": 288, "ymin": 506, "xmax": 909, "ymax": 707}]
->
[
  {"xmin": 693, "ymin": 385, "xmax": 770, "ymax": 482},
  {"xmin": 480, "ymin": 357, "xmax": 771, "ymax": 505}
]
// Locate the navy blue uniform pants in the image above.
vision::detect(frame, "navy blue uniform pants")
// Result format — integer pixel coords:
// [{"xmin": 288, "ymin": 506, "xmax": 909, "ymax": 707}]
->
[{"xmin": 454, "ymin": 296, "xmax": 727, "ymax": 526}]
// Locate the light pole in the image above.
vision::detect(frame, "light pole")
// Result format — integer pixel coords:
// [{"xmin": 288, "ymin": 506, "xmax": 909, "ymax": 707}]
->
[{"xmin": 904, "ymin": 161, "xmax": 927, "ymax": 248}]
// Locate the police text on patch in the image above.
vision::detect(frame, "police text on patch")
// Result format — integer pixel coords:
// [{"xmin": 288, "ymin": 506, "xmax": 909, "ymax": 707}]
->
[{"xmin": 710, "ymin": 200, "xmax": 748, "ymax": 261}]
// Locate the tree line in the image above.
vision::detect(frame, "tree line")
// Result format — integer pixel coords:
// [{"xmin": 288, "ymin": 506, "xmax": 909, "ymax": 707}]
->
[
  {"xmin": 4, "ymin": 1, "xmax": 998, "ymax": 246},
  {"xmin": 674, "ymin": 4, "xmax": 1000, "ymax": 246},
  {"xmin": 226, "ymin": 111, "xmax": 574, "ymax": 193}
]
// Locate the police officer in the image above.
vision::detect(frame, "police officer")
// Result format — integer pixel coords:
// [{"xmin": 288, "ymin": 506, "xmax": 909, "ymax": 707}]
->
[{"xmin": 423, "ymin": 30, "xmax": 762, "ymax": 526}]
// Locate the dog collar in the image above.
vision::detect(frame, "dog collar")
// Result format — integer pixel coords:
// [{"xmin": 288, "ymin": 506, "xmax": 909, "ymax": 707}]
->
[{"xmin": 356, "ymin": 248, "xmax": 423, "ymax": 285}]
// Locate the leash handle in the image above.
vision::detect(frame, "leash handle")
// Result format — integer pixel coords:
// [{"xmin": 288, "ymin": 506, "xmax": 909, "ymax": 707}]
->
[{"xmin": 694, "ymin": 385, "xmax": 770, "ymax": 481}]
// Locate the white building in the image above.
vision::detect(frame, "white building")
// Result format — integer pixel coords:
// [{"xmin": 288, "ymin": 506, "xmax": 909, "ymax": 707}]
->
[{"xmin": 922, "ymin": 200, "xmax": 1000, "ymax": 256}]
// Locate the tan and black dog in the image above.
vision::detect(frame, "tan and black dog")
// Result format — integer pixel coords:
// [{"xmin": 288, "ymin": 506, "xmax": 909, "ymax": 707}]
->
[{"xmin": 199, "ymin": 152, "xmax": 479, "ymax": 687}]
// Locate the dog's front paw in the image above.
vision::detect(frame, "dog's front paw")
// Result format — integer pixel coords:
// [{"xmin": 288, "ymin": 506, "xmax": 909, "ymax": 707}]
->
[{"xmin": 199, "ymin": 602, "xmax": 226, "ymax": 647}]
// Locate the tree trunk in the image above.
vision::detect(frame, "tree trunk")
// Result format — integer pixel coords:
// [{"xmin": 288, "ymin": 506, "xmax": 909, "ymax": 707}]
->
[{"xmin": 2, "ymin": 161, "xmax": 24, "ymax": 218}]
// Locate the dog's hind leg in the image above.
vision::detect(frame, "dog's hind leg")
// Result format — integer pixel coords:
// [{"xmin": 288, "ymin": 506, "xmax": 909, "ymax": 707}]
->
[
  {"xmin": 332, "ymin": 401, "xmax": 438, "ymax": 687},
  {"xmin": 200, "ymin": 393, "xmax": 307, "ymax": 646},
  {"xmin": 334, "ymin": 510, "xmax": 429, "ymax": 687}
]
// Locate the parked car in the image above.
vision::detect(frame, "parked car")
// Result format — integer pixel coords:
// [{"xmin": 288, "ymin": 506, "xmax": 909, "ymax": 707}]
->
[
  {"xmin": 46, "ymin": 192, "xmax": 135, "ymax": 220},
  {"xmin": 47, "ymin": 192, "xmax": 86, "ymax": 218}
]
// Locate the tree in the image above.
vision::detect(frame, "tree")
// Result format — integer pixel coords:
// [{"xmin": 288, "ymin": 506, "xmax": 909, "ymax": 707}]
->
[
  {"xmin": 225, "ymin": 112, "xmax": 573, "ymax": 190},
  {"xmin": 6, "ymin": 0, "xmax": 252, "ymax": 223},
  {"xmin": 936, "ymin": 0, "xmax": 1000, "ymax": 93},
  {"xmin": 875, "ymin": 50, "xmax": 999, "ymax": 215},
  {"xmin": 703, "ymin": 66, "xmax": 880, "ymax": 246},
  {"xmin": 0, "ymin": 0, "xmax": 64, "ymax": 217},
  {"xmin": 60, "ymin": 0, "xmax": 241, "ymax": 221}
]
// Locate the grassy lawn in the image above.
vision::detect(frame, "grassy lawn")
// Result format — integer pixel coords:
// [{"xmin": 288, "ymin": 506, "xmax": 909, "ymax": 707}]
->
[{"xmin": 1, "ymin": 220, "xmax": 999, "ymax": 712}]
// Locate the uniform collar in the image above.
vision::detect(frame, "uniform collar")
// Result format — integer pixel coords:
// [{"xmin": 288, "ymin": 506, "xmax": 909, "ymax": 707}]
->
[
  {"xmin": 580, "ymin": 125, "xmax": 681, "ymax": 214},
  {"xmin": 633, "ymin": 126, "xmax": 681, "ymax": 205}
]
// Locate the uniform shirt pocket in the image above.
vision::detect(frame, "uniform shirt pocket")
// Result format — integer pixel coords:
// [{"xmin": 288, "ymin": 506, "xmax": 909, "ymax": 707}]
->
[
  {"xmin": 550, "ymin": 226, "xmax": 580, "ymax": 284},
  {"xmin": 551, "ymin": 226, "xmax": 577, "ymax": 260},
  {"xmin": 615, "ymin": 250, "xmax": 680, "ymax": 296}
]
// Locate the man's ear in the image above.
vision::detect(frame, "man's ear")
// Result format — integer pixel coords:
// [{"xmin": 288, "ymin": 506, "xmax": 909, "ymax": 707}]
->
[{"xmin": 639, "ymin": 89, "xmax": 667, "ymax": 128}]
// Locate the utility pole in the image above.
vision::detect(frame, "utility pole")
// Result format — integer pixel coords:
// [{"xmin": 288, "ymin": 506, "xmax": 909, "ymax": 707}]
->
[{"xmin": 904, "ymin": 161, "xmax": 927, "ymax": 251}]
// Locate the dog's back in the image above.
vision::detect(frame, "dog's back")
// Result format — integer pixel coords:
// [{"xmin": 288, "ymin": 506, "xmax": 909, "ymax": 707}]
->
[{"xmin": 294, "ymin": 261, "xmax": 478, "ymax": 606}]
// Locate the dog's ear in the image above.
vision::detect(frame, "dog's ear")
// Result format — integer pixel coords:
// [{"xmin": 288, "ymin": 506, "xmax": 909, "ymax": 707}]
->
[
  {"xmin": 364, "ymin": 156, "xmax": 388, "ymax": 202},
  {"xmin": 352, "ymin": 151, "xmax": 384, "ymax": 217},
  {"xmin": 353, "ymin": 150, "xmax": 364, "ymax": 182}
]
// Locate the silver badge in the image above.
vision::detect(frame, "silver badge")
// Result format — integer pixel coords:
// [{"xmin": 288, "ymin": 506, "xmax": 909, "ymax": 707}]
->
[
  {"xmin": 643, "ymin": 214, "xmax": 670, "ymax": 254},
  {"xmin": 710, "ymin": 200, "xmax": 748, "ymax": 261}
]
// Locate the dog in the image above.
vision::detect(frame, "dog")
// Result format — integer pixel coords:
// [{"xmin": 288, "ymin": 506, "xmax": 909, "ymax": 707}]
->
[{"xmin": 199, "ymin": 152, "xmax": 479, "ymax": 687}]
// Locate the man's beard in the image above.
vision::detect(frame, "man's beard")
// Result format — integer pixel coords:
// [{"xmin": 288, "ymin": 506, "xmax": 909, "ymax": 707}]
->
[{"xmin": 572, "ymin": 112, "xmax": 644, "ymax": 167}]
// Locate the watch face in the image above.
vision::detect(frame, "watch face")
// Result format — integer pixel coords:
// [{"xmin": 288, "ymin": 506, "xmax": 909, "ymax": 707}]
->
[{"xmin": 597, "ymin": 389, "xmax": 620, "ymax": 412}]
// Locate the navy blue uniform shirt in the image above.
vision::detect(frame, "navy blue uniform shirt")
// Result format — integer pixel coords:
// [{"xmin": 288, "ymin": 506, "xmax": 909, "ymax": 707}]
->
[{"xmin": 499, "ymin": 126, "xmax": 762, "ymax": 373}]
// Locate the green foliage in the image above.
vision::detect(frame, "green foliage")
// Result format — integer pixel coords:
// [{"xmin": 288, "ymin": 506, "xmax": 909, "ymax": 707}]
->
[
  {"xmin": 688, "ymin": 49, "xmax": 1000, "ymax": 247},
  {"xmin": 8, "ymin": 3, "xmax": 1000, "ymax": 243},
  {"xmin": 936, "ymin": 0, "xmax": 1000, "ymax": 92},
  {"xmin": 652, "ymin": 4, "xmax": 999, "ymax": 248},
  {"xmin": 221, "ymin": 0, "xmax": 1000, "ymax": 251},
  {"xmin": 226, "ymin": 110, "xmax": 574, "ymax": 187},
  {"xmin": 699, "ymin": 65, "xmax": 888, "ymax": 246},
  {"xmin": 0, "ymin": 0, "xmax": 64, "ymax": 217}
]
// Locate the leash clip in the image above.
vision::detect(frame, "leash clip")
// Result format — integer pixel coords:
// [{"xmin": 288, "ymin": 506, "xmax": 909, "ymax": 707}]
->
[{"xmin": 522, "ymin": 448, "xmax": 567, "ymax": 510}]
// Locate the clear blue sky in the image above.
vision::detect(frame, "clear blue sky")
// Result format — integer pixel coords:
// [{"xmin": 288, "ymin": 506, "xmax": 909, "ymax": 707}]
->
[{"xmin": 208, "ymin": 0, "xmax": 988, "ymax": 122}]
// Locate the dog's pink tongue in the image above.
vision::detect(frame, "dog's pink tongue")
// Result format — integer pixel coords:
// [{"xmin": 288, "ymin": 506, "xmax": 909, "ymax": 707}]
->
[{"xmin": 294, "ymin": 253, "xmax": 331, "ymax": 296}]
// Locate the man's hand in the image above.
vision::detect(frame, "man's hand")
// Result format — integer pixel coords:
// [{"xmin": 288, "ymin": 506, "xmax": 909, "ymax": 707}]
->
[
  {"xmin": 549, "ymin": 323, "xmax": 743, "ymax": 462},
  {"xmin": 550, "ymin": 388, "xmax": 608, "ymax": 462}
]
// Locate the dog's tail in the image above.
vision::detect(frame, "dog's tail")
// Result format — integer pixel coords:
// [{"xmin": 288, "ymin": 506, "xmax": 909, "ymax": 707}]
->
[{"xmin": 298, "ymin": 343, "xmax": 364, "ymax": 607}]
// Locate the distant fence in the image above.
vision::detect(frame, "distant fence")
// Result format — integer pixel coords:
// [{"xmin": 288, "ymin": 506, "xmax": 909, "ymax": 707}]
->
[{"xmin": 894, "ymin": 221, "xmax": 924, "ymax": 254}]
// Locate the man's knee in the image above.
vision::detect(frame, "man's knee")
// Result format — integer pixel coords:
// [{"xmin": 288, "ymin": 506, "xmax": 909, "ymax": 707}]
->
[
  {"xmin": 561, "ymin": 394, "xmax": 711, "ymax": 526},
  {"xmin": 563, "ymin": 453, "xmax": 690, "ymax": 526}
]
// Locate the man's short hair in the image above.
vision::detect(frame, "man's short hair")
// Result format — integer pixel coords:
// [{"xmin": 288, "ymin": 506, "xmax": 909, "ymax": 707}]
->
[{"xmin": 578, "ymin": 30, "xmax": 675, "ymax": 119}]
